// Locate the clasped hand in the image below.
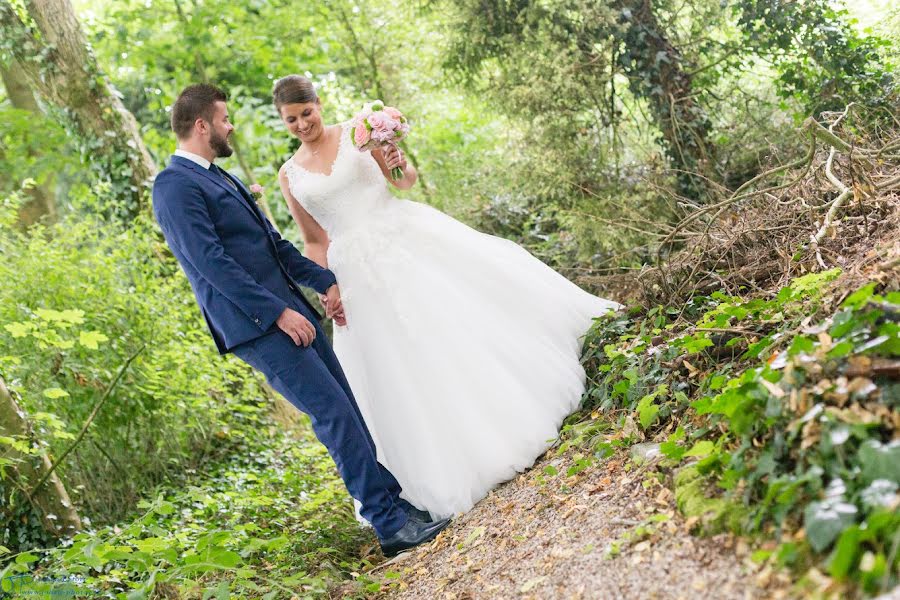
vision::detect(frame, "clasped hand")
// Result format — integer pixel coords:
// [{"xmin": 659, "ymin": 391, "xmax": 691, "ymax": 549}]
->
[{"xmin": 320, "ymin": 283, "xmax": 346, "ymax": 326}]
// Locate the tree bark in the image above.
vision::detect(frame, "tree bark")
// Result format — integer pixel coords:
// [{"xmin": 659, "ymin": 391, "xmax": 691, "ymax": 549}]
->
[
  {"xmin": 0, "ymin": 377, "xmax": 82, "ymax": 538},
  {"xmin": 615, "ymin": 0, "xmax": 714, "ymax": 199},
  {"xmin": 0, "ymin": 0, "xmax": 157, "ymax": 219},
  {"xmin": 0, "ymin": 59, "xmax": 57, "ymax": 226}
]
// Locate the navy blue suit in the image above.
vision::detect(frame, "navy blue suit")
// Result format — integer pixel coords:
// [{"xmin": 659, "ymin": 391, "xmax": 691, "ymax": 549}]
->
[{"xmin": 152, "ymin": 155, "xmax": 409, "ymax": 538}]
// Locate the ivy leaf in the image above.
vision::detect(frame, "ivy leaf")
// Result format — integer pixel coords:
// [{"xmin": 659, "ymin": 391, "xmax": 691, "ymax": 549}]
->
[
  {"xmin": 860, "ymin": 480, "xmax": 898, "ymax": 510},
  {"xmin": 804, "ymin": 499, "xmax": 857, "ymax": 552},
  {"xmin": 79, "ymin": 331, "xmax": 109, "ymax": 350},
  {"xmin": 858, "ymin": 440, "xmax": 900, "ymax": 483}
]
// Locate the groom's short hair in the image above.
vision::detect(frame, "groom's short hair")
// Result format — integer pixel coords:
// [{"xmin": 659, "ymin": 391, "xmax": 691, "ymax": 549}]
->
[{"xmin": 171, "ymin": 84, "xmax": 227, "ymax": 140}]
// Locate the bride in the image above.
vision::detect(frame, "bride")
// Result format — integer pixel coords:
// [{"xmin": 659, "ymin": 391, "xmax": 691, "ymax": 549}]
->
[{"xmin": 274, "ymin": 75, "xmax": 621, "ymax": 520}]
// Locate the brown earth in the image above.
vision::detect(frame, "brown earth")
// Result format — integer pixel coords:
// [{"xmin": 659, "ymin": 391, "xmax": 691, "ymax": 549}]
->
[{"xmin": 345, "ymin": 446, "xmax": 792, "ymax": 600}]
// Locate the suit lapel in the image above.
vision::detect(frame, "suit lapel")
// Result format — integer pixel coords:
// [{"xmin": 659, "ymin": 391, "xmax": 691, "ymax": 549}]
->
[
  {"xmin": 172, "ymin": 156, "xmax": 264, "ymax": 225},
  {"xmin": 219, "ymin": 168, "xmax": 269, "ymax": 225}
]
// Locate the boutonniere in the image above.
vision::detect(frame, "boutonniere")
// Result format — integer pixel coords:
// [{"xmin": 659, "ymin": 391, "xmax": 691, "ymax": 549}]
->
[{"xmin": 249, "ymin": 183, "xmax": 264, "ymax": 202}]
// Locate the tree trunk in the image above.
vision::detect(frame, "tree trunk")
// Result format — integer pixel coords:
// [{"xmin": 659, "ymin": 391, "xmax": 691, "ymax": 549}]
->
[
  {"xmin": 615, "ymin": 0, "xmax": 714, "ymax": 200},
  {"xmin": 0, "ymin": 0, "xmax": 157, "ymax": 220},
  {"xmin": 0, "ymin": 59, "xmax": 57, "ymax": 226},
  {"xmin": 0, "ymin": 377, "xmax": 82, "ymax": 538}
]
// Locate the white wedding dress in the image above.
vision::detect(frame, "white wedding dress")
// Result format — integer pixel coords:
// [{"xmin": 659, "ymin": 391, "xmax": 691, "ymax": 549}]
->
[{"xmin": 284, "ymin": 121, "xmax": 622, "ymax": 520}]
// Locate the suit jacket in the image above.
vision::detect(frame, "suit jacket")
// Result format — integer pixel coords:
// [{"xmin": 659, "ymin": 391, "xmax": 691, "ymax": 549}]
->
[{"xmin": 152, "ymin": 155, "xmax": 336, "ymax": 354}]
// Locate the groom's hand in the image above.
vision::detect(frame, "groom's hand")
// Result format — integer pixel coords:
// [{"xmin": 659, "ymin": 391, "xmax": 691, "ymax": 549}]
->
[{"xmin": 275, "ymin": 308, "xmax": 316, "ymax": 347}]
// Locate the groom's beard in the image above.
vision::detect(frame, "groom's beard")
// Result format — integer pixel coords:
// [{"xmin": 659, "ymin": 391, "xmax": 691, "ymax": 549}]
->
[{"xmin": 210, "ymin": 130, "xmax": 234, "ymax": 158}]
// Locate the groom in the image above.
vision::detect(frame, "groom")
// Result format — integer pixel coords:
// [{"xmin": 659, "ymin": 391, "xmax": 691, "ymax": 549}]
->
[{"xmin": 151, "ymin": 83, "xmax": 449, "ymax": 556}]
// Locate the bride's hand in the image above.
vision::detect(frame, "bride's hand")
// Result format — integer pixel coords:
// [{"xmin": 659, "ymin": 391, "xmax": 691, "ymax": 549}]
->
[
  {"xmin": 322, "ymin": 284, "xmax": 345, "ymax": 324},
  {"xmin": 384, "ymin": 144, "xmax": 407, "ymax": 171}
]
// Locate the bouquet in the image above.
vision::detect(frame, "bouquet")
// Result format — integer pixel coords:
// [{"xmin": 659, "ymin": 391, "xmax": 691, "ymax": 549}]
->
[{"xmin": 350, "ymin": 100, "xmax": 410, "ymax": 180}]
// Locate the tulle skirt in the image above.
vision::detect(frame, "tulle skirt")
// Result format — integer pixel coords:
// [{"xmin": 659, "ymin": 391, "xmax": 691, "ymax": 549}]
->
[{"xmin": 327, "ymin": 199, "xmax": 621, "ymax": 519}]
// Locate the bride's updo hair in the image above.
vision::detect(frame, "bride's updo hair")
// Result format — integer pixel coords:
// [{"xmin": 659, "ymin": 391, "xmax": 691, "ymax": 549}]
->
[{"xmin": 273, "ymin": 75, "xmax": 318, "ymax": 110}]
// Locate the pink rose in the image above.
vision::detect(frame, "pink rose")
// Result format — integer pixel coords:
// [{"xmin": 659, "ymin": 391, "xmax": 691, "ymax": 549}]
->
[
  {"xmin": 367, "ymin": 112, "xmax": 393, "ymax": 143},
  {"xmin": 383, "ymin": 106, "xmax": 403, "ymax": 120},
  {"xmin": 249, "ymin": 183, "xmax": 264, "ymax": 195},
  {"xmin": 354, "ymin": 122, "xmax": 370, "ymax": 146},
  {"xmin": 367, "ymin": 111, "xmax": 390, "ymax": 132}
]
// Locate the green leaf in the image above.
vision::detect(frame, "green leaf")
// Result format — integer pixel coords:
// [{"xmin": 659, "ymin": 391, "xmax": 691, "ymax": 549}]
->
[
  {"xmin": 787, "ymin": 335, "xmax": 815, "ymax": 356},
  {"xmin": 35, "ymin": 308, "xmax": 85, "ymax": 324},
  {"xmin": 789, "ymin": 269, "xmax": 842, "ymax": 298},
  {"xmin": 4, "ymin": 322, "xmax": 32, "ymax": 338},
  {"xmin": 15, "ymin": 552, "xmax": 38, "ymax": 565},
  {"xmin": 829, "ymin": 525, "xmax": 861, "ymax": 579},
  {"xmin": 78, "ymin": 331, "xmax": 109, "ymax": 350},
  {"xmin": 804, "ymin": 499, "xmax": 857, "ymax": 552},
  {"xmin": 207, "ymin": 548, "xmax": 241, "ymax": 568},
  {"xmin": 841, "ymin": 283, "xmax": 876, "ymax": 309},
  {"xmin": 154, "ymin": 501, "xmax": 175, "ymax": 516},
  {"xmin": 636, "ymin": 394, "xmax": 660, "ymax": 429},
  {"xmin": 684, "ymin": 441, "xmax": 715, "ymax": 458},
  {"xmin": 42, "ymin": 388, "xmax": 69, "ymax": 399},
  {"xmin": 858, "ymin": 440, "xmax": 900, "ymax": 483},
  {"xmin": 463, "ymin": 526, "xmax": 485, "ymax": 547},
  {"xmin": 827, "ymin": 341, "xmax": 854, "ymax": 358}
]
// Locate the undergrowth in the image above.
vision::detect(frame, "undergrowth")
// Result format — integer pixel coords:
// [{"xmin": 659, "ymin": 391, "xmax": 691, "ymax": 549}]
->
[{"xmin": 568, "ymin": 269, "xmax": 899, "ymax": 597}]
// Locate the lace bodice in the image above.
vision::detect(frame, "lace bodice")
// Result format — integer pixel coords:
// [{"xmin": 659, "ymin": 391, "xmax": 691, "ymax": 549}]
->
[{"xmin": 284, "ymin": 121, "xmax": 396, "ymax": 239}]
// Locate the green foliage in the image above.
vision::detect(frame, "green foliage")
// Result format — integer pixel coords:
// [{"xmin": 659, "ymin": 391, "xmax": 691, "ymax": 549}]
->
[
  {"xmin": 737, "ymin": 0, "xmax": 894, "ymax": 114},
  {"xmin": 579, "ymin": 275, "xmax": 900, "ymax": 593},
  {"xmin": 0, "ymin": 184, "xmax": 379, "ymax": 597},
  {"xmin": 0, "ymin": 429, "xmax": 371, "ymax": 599},
  {"xmin": 0, "ymin": 189, "xmax": 268, "ymax": 534},
  {"xmin": 0, "ymin": 107, "xmax": 81, "ymax": 200}
]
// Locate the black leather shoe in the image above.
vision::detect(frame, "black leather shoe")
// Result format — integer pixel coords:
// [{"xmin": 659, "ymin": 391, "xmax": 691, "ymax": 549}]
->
[
  {"xmin": 406, "ymin": 505, "xmax": 434, "ymax": 523},
  {"xmin": 380, "ymin": 516, "xmax": 451, "ymax": 557}
]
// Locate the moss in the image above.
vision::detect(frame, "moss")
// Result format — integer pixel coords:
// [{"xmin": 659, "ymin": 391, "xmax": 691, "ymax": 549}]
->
[{"xmin": 674, "ymin": 466, "xmax": 746, "ymax": 534}]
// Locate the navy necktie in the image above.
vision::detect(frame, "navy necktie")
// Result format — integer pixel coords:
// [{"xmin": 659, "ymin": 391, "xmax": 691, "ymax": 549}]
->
[{"xmin": 211, "ymin": 164, "xmax": 238, "ymax": 190}]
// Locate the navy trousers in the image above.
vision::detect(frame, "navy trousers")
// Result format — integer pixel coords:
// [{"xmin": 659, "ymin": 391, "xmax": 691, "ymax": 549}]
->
[{"xmin": 232, "ymin": 293, "xmax": 409, "ymax": 539}]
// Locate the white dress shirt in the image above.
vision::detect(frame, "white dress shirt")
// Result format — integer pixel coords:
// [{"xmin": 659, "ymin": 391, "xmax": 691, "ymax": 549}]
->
[{"xmin": 174, "ymin": 148, "xmax": 212, "ymax": 170}]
